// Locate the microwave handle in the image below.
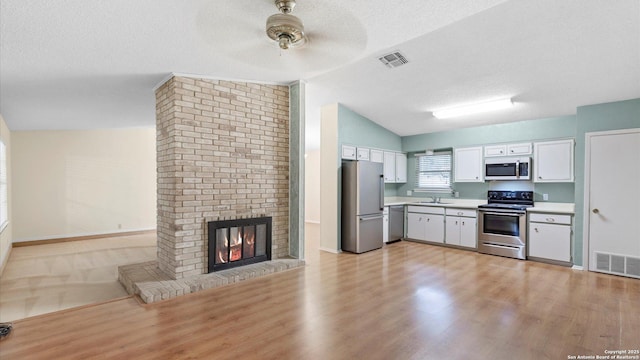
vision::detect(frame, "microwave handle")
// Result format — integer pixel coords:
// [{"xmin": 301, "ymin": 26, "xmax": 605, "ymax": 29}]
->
[{"xmin": 516, "ymin": 160, "xmax": 520, "ymax": 178}]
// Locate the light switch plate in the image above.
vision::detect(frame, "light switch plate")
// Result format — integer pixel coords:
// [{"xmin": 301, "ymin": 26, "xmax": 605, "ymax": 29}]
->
[
  {"xmin": 406, "ymin": 190, "xmax": 412, "ymax": 196},
  {"xmin": 543, "ymin": 193, "xmax": 549, "ymax": 201}
]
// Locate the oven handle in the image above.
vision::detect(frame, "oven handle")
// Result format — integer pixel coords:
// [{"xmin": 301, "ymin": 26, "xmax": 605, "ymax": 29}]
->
[{"xmin": 478, "ymin": 210, "xmax": 525, "ymax": 216}]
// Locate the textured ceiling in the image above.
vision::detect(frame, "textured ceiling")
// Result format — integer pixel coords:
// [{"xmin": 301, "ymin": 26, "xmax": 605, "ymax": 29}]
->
[{"xmin": 1, "ymin": 0, "xmax": 639, "ymax": 150}]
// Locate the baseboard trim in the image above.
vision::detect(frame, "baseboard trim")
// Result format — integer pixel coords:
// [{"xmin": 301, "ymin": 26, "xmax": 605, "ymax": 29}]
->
[
  {"xmin": 319, "ymin": 246, "xmax": 341, "ymax": 254},
  {"xmin": 12, "ymin": 229, "xmax": 156, "ymax": 248},
  {"xmin": 571, "ymin": 265, "xmax": 585, "ymax": 271},
  {"xmin": 0, "ymin": 245, "xmax": 11, "ymax": 277},
  {"xmin": 305, "ymin": 220, "xmax": 320, "ymax": 224}
]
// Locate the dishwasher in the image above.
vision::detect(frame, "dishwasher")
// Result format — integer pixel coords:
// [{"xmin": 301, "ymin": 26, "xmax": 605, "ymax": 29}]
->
[{"xmin": 388, "ymin": 205, "xmax": 404, "ymax": 243}]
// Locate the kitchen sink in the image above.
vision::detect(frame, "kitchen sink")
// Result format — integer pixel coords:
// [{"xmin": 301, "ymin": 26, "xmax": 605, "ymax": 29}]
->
[{"xmin": 413, "ymin": 200, "xmax": 452, "ymax": 205}]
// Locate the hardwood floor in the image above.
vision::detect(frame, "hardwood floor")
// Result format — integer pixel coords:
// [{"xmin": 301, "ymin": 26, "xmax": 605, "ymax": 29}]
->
[{"xmin": 1, "ymin": 232, "xmax": 639, "ymax": 359}]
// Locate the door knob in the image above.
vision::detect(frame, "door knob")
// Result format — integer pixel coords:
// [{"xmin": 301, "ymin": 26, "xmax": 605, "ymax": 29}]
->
[{"xmin": 592, "ymin": 208, "xmax": 599, "ymax": 214}]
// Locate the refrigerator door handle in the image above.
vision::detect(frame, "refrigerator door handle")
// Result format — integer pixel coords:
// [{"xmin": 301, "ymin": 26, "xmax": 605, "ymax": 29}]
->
[
  {"xmin": 360, "ymin": 214, "xmax": 383, "ymax": 221},
  {"xmin": 379, "ymin": 174, "xmax": 384, "ymax": 210}
]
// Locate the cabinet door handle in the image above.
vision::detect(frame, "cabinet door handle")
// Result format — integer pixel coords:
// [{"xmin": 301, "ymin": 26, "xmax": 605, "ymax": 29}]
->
[
  {"xmin": 427, "ymin": 218, "xmax": 430, "ymax": 222},
  {"xmin": 545, "ymin": 218, "xmax": 555, "ymax": 222},
  {"xmin": 592, "ymin": 208, "xmax": 599, "ymax": 214},
  {"xmin": 534, "ymin": 227, "xmax": 539, "ymax": 232},
  {"xmin": 462, "ymin": 221, "xmax": 465, "ymax": 226}
]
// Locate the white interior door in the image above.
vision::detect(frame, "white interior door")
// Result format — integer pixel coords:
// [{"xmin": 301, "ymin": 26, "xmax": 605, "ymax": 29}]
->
[{"xmin": 586, "ymin": 128, "xmax": 640, "ymax": 277}]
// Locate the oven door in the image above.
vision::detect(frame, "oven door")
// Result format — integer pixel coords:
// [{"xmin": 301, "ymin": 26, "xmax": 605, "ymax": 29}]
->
[{"xmin": 478, "ymin": 210, "xmax": 526, "ymax": 247}]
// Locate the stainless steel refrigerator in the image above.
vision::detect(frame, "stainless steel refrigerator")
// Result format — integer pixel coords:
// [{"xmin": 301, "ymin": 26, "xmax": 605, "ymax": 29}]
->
[{"xmin": 341, "ymin": 160, "xmax": 384, "ymax": 253}]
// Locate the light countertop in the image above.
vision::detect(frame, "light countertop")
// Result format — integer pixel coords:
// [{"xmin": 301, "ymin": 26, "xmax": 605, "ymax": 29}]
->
[
  {"xmin": 527, "ymin": 202, "xmax": 575, "ymax": 214},
  {"xmin": 385, "ymin": 197, "xmax": 575, "ymax": 214},
  {"xmin": 384, "ymin": 197, "xmax": 486, "ymax": 209}
]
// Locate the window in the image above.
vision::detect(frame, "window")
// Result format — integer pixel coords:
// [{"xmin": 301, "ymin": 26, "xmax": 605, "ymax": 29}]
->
[
  {"xmin": 0, "ymin": 140, "xmax": 7, "ymax": 232},
  {"xmin": 415, "ymin": 149, "xmax": 452, "ymax": 192}
]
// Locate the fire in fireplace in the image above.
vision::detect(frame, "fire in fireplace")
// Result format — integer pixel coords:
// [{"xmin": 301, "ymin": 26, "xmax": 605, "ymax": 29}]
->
[{"xmin": 208, "ymin": 217, "xmax": 272, "ymax": 272}]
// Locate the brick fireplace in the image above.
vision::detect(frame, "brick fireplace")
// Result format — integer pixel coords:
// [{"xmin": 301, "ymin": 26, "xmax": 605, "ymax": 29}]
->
[{"xmin": 155, "ymin": 75, "xmax": 291, "ymax": 280}]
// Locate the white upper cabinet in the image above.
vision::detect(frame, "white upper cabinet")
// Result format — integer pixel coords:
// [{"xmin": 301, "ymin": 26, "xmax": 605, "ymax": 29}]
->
[
  {"xmin": 507, "ymin": 142, "xmax": 532, "ymax": 156},
  {"xmin": 484, "ymin": 142, "xmax": 532, "ymax": 157},
  {"xmin": 342, "ymin": 144, "xmax": 356, "ymax": 160},
  {"xmin": 370, "ymin": 149, "xmax": 384, "ymax": 163},
  {"xmin": 534, "ymin": 139, "xmax": 574, "ymax": 182},
  {"xmin": 382, "ymin": 151, "xmax": 407, "ymax": 183},
  {"xmin": 484, "ymin": 145, "xmax": 507, "ymax": 157},
  {"xmin": 454, "ymin": 147, "xmax": 483, "ymax": 182},
  {"xmin": 395, "ymin": 153, "xmax": 407, "ymax": 183},
  {"xmin": 383, "ymin": 151, "xmax": 396, "ymax": 182},
  {"xmin": 356, "ymin": 147, "xmax": 370, "ymax": 161}
]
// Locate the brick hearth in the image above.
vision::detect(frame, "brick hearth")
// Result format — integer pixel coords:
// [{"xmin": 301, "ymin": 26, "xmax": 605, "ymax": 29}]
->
[{"xmin": 119, "ymin": 259, "xmax": 304, "ymax": 303}]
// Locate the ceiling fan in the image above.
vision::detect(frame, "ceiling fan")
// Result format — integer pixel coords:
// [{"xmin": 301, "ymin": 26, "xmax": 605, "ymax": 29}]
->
[
  {"xmin": 195, "ymin": 0, "xmax": 366, "ymax": 74},
  {"xmin": 265, "ymin": 0, "xmax": 308, "ymax": 50}
]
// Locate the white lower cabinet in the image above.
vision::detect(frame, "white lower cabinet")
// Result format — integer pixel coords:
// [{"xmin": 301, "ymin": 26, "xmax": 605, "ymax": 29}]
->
[
  {"xmin": 406, "ymin": 206, "xmax": 444, "ymax": 243},
  {"xmin": 407, "ymin": 212, "xmax": 426, "ymax": 240},
  {"xmin": 528, "ymin": 213, "xmax": 572, "ymax": 263},
  {"xmin": 445, "ymin": 208, "xmax": 477, "ymax": 248}
]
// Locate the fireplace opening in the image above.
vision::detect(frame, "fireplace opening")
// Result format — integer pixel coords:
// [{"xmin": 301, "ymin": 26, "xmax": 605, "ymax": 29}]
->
[{"xmin": 208, "ymin": 217, "xmax": 272, "ymax": 272}]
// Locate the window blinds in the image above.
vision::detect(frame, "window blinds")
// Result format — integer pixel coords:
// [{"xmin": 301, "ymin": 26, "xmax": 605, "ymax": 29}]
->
[{"xmin": 415, "ymin": 150, "xmax": 452, "ymax": 192}]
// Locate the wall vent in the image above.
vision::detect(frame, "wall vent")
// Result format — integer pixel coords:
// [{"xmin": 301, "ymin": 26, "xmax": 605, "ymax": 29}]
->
[
  {"xmin": 378, "ymin": 51, "xmax": 409, "ymax": 68},
  {"xmin": 594, "ymin": 252, "xmax": 640, "ymax": 279}
]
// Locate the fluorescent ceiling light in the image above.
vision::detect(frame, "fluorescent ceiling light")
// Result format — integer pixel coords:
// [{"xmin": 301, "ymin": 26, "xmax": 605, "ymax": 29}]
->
[{"xmin": 432, "ymin": 98, "xmax": 513, "ymax": 119}]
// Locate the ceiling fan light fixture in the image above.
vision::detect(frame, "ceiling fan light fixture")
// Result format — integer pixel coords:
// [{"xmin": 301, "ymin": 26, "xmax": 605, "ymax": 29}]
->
[
  {"xmin": 265, "ymin": 0, "xmax": 307, "ymax": 50},
  {"xmin": 278, "ymin": 34, "xmax": 291, "ymax": 50}
]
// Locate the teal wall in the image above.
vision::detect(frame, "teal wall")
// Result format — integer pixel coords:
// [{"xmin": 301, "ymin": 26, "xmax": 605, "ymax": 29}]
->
[
  {"xmin": 572, "ymin": 98, "xmax": 640, "ymax": 266},
  {"xmin": 337, "ymin": 104, "xmax": 403, "ymax": 196},
  {"xmin": 402, "ymin": 116, "xmax": 577, "ymax": 152},
  {"xmin": 399, "ymin": 116, "xmax": 577, "ymax": 201},
  {"xmin": 338, "ymin": 104, "xmax": 402, "ymax": 150}
]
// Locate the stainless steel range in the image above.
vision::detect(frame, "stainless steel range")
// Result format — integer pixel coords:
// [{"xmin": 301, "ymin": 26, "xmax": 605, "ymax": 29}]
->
[{"xmin": 477, "ymin": 191, "xmax": 533, "ymax": 259}]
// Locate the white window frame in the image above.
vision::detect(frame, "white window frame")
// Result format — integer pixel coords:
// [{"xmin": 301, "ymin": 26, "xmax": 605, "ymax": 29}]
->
[{"xmin": 414, "ymin": 149, "xmax": 453, "ymax": 193}]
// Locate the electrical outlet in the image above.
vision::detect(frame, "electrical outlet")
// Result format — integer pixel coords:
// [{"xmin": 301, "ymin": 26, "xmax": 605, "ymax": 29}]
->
[
  {"xmin": 543, "ymin": 194, "xmax": 549, "ymax": 201},
  {"xmin": 406, "ymin": 190, "xmax": 412, "ymax": 196},
  {"xmin": 454, "ymin": 191, "xmax": 460, "ymax": 198}
]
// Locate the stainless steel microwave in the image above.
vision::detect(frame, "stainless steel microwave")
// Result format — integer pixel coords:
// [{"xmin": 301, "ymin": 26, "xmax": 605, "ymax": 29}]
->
[{"xmin": 484, "ymin": 157, "xmax": 531, "ymax": 180}]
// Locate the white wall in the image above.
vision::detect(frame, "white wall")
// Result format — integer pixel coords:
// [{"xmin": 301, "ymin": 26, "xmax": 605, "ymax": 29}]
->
[
  {"xmin": 304, "ymin": 150, "xmax": 320, "ymax": 223},
  {"xmin": 319, "ymin": 104, "xmax": 340, "ymax": 252},
  {"xmin": 12, "ymin": 128, "xmax": 156, "ymax": 242},
  {"xmin": 0, "ymin": 115, "xmax": 12, "ymax": 274}
]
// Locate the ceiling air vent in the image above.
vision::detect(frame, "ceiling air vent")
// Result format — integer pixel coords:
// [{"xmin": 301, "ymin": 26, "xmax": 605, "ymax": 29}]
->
[{"xmin": 378, "ymin": 51, "xmax": 408, "ymax": 68}]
